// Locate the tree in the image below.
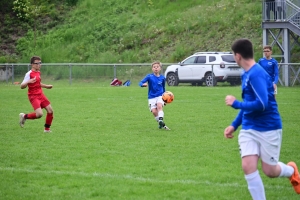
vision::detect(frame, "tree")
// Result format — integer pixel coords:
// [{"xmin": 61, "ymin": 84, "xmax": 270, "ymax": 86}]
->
[{"xmin": 12, "ymin": 0, "xmax": 43, "ymax": 48}]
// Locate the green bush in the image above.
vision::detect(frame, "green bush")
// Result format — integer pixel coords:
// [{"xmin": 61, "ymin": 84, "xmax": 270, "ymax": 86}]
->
[{"xmin": 12, "ymin": 0, "xmax": 30, "ymax": 21}]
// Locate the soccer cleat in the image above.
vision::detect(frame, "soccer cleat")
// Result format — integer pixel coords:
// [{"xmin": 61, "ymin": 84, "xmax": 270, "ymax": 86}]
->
[
  {"xmin": 44, "ymin": 130, "xmax": 52, "ymax": 133},
  {"xmin": 158, "ymin": 120, "xmax": 165, "ymax": 129},
  {"xmin": 163, "ymin": 125, "xmax": 171, "ymax": 130},
  {"xmin": 287, "ymin": 161, "xmax": 300, "ymax": 194},
  {"xmin": 19, "ymin": 113, "xmax": 26, "ymax": 128}
]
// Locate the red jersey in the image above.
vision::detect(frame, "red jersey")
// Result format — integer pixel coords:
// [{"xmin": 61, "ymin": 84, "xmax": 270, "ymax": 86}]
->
[{"xmin": 21, "ymin": 70, "xmax": 43, "ymax": 95}]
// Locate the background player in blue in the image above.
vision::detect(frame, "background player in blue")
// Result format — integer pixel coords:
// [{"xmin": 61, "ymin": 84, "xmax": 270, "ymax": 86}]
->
[
  {"xmin": 224, "ymin": 39, "xmax": 300, "ymax": 199},
  {"xmin": 258, "ymin": 45, "xmax": 279, "ymax": 96},
  {"xmin": 139, "ymin": 61, "xmax": 170, "ymax": 130}
]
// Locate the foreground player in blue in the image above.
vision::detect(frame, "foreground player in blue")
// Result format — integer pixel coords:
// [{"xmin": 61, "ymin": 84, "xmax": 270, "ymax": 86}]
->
[
  {"xmin": 139, "ymin": 61, "xmax": 170, "ymax": 130},
  {"xmin": 258, "ymin": 45, "xmax": 279, "ymax": 96},
  {"xmin": 224, "ymin": 39, "xmax": 300, "ymax": 199}
]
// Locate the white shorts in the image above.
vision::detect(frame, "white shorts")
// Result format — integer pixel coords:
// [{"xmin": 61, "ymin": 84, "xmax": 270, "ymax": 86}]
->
[
  {"xmin": 148, "ymin": 96, "xmax": 164, "ymax": 112},
  {"xmin": 238, "ymin": 129, "xmax": 282, "ymax": 165}
]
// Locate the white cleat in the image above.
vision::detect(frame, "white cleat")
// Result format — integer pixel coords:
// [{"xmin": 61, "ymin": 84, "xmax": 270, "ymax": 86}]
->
[
  {"xmin": 163, "ymin": 126, "xmax": 171, "ymax": 130},
  {"xmin": 44, "ymin": 130, "xmax": 52, "ymax": 133},
  {"xmin": 19, "ymin": 113, "xmax": 26, "ymax": 128}
]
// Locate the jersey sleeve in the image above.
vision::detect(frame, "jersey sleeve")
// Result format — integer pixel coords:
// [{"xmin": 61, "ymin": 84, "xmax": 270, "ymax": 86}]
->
[
  {"xmin": 231, "ymin": 110, "xmax": 243, "ymax": 130},
  {"xmin": 139, "ymin": 75, "xmax": 149, "ymax": 87},
  {"xmin": 162, "ymin": 76, "xmax": 166, "ymax": 93},
  {"xmin": 21, "ymin": 71, "xmax": 31, "ymax": 84},
  {"xmin": 232, "ymin": 76, "xmax": 268, "ymax": 111},
  {"xmin": 273, "ymin": 60, "xmax": 279, "ymax": 84}
]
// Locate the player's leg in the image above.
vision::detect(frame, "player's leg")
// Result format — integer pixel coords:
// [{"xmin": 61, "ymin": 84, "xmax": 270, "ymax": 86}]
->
[
  {"xmin": 43, "ymin": 105, "xmax": 53, "ymax": 132},
  {"xmin": 149, "ymin": 97, "xmax": 170, "ymax": 130},
  {"xmin": 260, "ymin": 129, "xmax": 284, "ymax": 177},
  {"xmin": 157, "ymin": 101, "xmax": 170, "ymax": 130},
  {"xmin": 41, "ymin": 95, "xmax": 53, "ymax": 132},
  {"xmin": 260, "ymin": 129, "xmax": 300, "ymax": 194},
  {"xmin": 239, "ymin": 130, "xmax": 266, "ymax": 200},
  {"xmin": 157, "ymin": 102, "xmax": 164, "ymax": 124},
  {"xmin": 262, "ymin": 160, "xmax": 298, "ymax": 193},
  {"xmin": 19, "ymin": 96, "xmax": 42, "ymax": 127},
  {"xmin": 157, "ymin": 102, "xmax": 166, "ymax": 129},
  {"xmin": 156, "ymin": 96, "xmax": 166, "ymax": 127},
  {"xmin": 148, "ymin": 98, "xmax": 160, "ymax": 127}
]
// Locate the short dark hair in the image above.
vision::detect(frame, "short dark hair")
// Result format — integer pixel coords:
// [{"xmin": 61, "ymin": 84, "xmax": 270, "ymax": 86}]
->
[
  {"xmin": 30, "ymin": 56, "xmax": 41, "ymax": 64},
  {"xmin": 263, "ymin": 45, "xmax": 272, "ymax": 51},
  {"xmin": 231, "ymin": 39, "xmax": 253, "ymax": 59}
]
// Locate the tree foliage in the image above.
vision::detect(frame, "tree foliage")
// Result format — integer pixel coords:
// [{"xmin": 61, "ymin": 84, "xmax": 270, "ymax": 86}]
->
[{"xmin": 0, "ymin": 0, "xmax": 78, "ymax": 62}]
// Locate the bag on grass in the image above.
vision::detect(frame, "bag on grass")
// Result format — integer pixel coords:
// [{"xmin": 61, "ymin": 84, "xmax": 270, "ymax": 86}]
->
[
  {"xmin": 123, "ymin": 80, "xmax": 131, "ymax": 87},
  {"xmin": 110, "ymin": 78, "xmax": 122, "ymax": 86}
]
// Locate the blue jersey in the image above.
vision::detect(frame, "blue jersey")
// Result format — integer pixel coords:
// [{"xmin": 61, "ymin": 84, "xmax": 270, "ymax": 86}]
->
[
  {"xmin": 258, "ymin": 57, "xmax": 279, "ymax": 84},
  {"xmin": 139, "ymin": 74, "xmax": 165, "ymax": 99},
  {"xmin": 231, "ymin": 63, "xmax": 282, "ymax": 131}
]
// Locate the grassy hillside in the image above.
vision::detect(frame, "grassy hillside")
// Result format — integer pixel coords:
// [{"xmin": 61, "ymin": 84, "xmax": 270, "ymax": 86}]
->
[
  {"xmin": 0, "ymin": 0, "xmax": 78, "ymax": 63},
  {"xmin": 16, "ymin": 0, "xmax": 263, "ymax": 63}
]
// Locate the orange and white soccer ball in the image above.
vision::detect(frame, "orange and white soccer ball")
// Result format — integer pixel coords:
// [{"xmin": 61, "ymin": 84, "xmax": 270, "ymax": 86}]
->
[{"xmin": 162, "ymin": 91, "xmax": 174, "ymax": 104}]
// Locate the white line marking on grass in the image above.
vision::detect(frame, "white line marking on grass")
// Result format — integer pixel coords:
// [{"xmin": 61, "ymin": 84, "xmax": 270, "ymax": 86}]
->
[{"xmin": 0, "ymin": 167, "xmax": 290, "ymax": 189}]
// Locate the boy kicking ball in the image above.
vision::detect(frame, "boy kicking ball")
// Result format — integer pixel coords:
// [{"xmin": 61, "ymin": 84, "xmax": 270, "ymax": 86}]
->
[{"xmin": 139, "ymin": 61, "xmax": 170, "ymax": 130}]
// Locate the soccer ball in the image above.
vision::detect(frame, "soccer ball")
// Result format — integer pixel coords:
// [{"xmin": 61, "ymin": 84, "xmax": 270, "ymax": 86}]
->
[{"xmin": 162, "ymin": 91, "xmax": 174, "ymax": 104}]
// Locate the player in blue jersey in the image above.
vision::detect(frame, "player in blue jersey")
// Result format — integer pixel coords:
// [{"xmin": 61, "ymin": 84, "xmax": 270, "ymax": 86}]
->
[
  {"xmin": 258, "ymin": 45, "xmax": 279, "ymax": 96},
  {"xmin": 224, "ymin": 39, "xmax": 300, "ymax": 199},
  {"xmin": 139, "ymin": 61, "xmax": 170, "ymax": 130}
]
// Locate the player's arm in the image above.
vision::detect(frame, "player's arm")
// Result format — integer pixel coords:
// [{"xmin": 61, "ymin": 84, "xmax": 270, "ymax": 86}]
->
[
  {"xmin": 273, "ymin": 61, "xmax": 279, "ymax": 84},
  {"xmin": 231, "ymin": 77, "xmax": 268, "ymax": 111},
  {"xmin": 224, "ymin": 110, "xmax": 242, "ymax": 139},
  {"xmin": 225, "ymin": 96, "xmax": 242, "ymax": 130},
  {"xmin": 139, "ymin": 75, "xmax": 149, "ymax": 87},
  {"xmin": 231, "ymin": 110, "xmax": 243, "ymax": 131},
  {"xmin": 20, "ymin": 82, "xmax": 28, "ymax": 89},
  {"xmin": 41, "ymin": 83, "xmax": 53, "ymax": 89},
  {"xmin": 162, "ymin": 77, "xmax": 166, "ymax": 93},
  {"xmin": 20, "ymin": 75, "xmax": 35, "ymax": 89}
]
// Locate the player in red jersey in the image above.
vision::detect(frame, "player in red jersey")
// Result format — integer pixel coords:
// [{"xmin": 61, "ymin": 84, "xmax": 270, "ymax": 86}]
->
[{"xmin": 19, "ymin": 56, "xmax": 54, "ymax": 133}]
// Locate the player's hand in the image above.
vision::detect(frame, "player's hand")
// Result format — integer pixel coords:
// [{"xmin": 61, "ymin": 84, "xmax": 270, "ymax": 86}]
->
[
  {"xmin": 225, "ymin": 95, "xmax": 236, "ymax": 106},
  {"xmin": 28, "ymin": 76, "xmax": 37, "ymax": 83},
  {"xmin": 224, "ymin": 126, "xmax": 235, "ymax": 139},
  {"xmin": 142, "ymin": 83, "xmax": 148, "ymax": 87},
  {"xmin": 46, "ymin": 85, "xmax": 53, "ymax": 89}
]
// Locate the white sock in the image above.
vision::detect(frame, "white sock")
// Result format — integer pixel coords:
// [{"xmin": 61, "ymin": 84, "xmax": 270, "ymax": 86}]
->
[
  {"xmin": 155, "ymin": 116, "xmax": 159, "ymax": 122},
  {"xmin": 158, "ymin": 111, "xmax": 164, "ymax": 119},
  {"xmin": 278, "ymin": 162, "xmax": 294, "ymax": 177},
  {"xmin": 245, "ymin": 170, "xmax": 266, "ymax": 200}
]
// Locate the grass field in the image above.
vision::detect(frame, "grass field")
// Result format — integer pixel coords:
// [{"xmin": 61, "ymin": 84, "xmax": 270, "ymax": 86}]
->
[{"xmin": 0, "ymin": 82, "xmax": 299, "ymax": 200}]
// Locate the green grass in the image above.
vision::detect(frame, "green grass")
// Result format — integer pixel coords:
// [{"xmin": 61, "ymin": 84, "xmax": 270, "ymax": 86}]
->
[{"xmin": 0, "ymin": 83, "xmax": 300, "ymax": 199}]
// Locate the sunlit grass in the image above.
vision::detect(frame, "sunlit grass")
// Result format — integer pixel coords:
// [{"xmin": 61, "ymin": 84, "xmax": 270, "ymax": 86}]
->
[{"xmin": 0, "ymin": 83, "xmax": 299, "ymax": 199}]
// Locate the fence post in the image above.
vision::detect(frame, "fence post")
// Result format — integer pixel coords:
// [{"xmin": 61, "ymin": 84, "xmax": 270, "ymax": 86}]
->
[
  {"xmin": 69, "ymin": 64, "xmax": 72, "ymax": 85},
  {"xmin": 114, "ymin": 64, "xmax": 116, "ymax": 78},
  {"xmin": 6, "ymin": 64, "xmax": 8, "ymax": 84},
  {"xmin": 284, "ymin": 64, "xmax": 289, "ymax": 86},
  {"xmin": 11, "ymin": 64, "xmax": 14, "ymax": 84}
]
